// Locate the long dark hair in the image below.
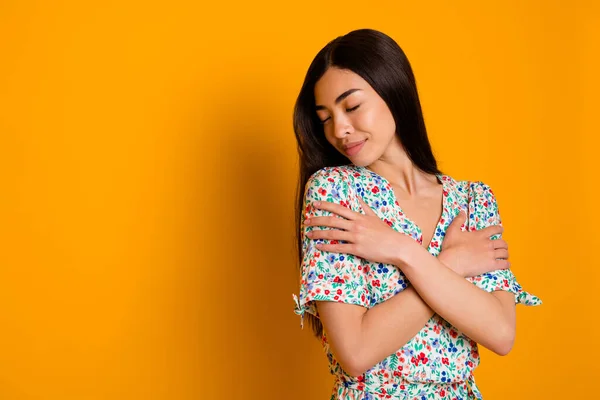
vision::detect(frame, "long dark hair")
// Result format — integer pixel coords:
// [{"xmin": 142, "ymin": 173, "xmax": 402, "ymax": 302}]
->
[{"xmin": 293, "ymin": 29, "xmax": 441, "ymax": 337}]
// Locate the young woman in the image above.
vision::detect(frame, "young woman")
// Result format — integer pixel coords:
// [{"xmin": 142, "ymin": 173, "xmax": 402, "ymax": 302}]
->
[{"xmin": 291, "ymin": 29, "xmax": 541, "ymax": 399}]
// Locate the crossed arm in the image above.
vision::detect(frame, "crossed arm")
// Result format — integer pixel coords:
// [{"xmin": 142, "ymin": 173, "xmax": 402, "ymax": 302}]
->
[{"xmin": 305, "ymin": 199, "xmax": 516, "ymax": 377}]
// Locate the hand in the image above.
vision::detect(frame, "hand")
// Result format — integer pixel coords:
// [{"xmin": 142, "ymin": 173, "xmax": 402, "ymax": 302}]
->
[
  {"xmin": 304, "ymin": 197, "xmax": 415, "ymax": 266},
  {"xmin": 438, "ymin": 211, "xmax": 510, "ymax": 277}
]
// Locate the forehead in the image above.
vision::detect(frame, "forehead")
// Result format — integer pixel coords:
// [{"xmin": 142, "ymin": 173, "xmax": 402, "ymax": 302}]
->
[{"xmin": 314, "ymin": 67, "xmax": 370, "ymax": 104}]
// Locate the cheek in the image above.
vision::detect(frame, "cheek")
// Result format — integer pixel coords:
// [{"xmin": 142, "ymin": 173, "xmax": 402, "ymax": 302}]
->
[{"xmin": 357, "ymin": 106, "xmax": 395, "ymax": 137}]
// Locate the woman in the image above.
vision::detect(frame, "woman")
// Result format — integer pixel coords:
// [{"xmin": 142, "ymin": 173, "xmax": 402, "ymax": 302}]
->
[{"xmin": 291, "ymin": 29, "xmax": 541, "ymax": 399}]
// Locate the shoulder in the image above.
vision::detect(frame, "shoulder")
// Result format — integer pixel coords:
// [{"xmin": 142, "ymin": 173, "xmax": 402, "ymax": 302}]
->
[
  {"xmin": 442, "ymin": 175, "xmax": 500, "ymax": 219},
  {"xmin": 306, "ymin": 165, "xmax": 363, "ymax": 189},
  {"xmin": 440, "ymin": 175, "xmax": 503, "ymax": 229},
  {"xmin": 463, "ymin": 180, "xmax": 502, "ymax": 227},
  {"xmin": 438, "ymin": 174, "xmax": 470, "ymax": 204},
  {"xmin": 442, "ymin": 175, "xmax": 497, "ymax": 203},
  {"xmin": 303, "ymin": 165, "xmax": 363, "ymax": 204},
  {"xmin": 466, "ymin": 181, "xmax": 498, "ymax": 209},
  {"xmin": 303, "ymin": 165, "xmax": 384, "ymax": 207}
]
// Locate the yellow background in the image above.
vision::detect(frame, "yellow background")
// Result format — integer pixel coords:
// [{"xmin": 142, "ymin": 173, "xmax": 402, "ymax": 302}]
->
[{"xmin": 1, "ymin": 1, "xmax": 597, "ymax": 399}]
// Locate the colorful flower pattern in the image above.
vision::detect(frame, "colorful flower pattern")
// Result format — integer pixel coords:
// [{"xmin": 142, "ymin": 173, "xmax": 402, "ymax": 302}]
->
[{"xmin": 293, "ymin": 165, "xmax": 542, "ymax": 399}]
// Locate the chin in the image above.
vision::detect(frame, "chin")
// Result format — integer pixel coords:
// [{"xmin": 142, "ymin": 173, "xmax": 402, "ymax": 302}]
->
[
  {"xmin": 347, "ymin": 155, "xmax": 374, "ymax": 167},
  {"xmin": 350, "ymin": 160, "xmax": 370, "ymax": 167}
]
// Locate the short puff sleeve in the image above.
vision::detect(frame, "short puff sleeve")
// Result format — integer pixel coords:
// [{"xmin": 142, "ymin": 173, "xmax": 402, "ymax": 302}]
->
[
  {"xmin": 293, "ymin": 168, "xmax": 370, "ymax": 327},
  {"xmin": 465, "ymin": 181, "xmax": 542, "ymax": 306}
]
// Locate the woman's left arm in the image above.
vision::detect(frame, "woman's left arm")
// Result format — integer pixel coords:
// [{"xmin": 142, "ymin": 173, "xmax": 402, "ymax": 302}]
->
[
  {"xmin": 395, "ymin": 244, "xmax": 516, "ymax": 356},
  {"xmin": 400, "ymin": 181, "xmax": 520, "ymax": 355}
]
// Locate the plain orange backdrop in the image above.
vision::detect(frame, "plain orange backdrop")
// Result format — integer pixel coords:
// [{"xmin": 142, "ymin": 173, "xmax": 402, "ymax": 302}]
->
[{"xmin": 1, "ymin": 1, "xmax": 598, "ymax": 399}]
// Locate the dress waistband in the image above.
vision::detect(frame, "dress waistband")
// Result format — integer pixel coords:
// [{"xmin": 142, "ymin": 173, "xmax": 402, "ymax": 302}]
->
[{"xmin": 335, "ymin": 373, "xmax": 479, "ymax": 398}]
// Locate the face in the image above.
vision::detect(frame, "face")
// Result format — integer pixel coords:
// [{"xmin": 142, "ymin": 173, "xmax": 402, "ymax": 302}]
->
[{"xmin": 314, "ymin": 67, "xmax": 400, "ymax": 167}]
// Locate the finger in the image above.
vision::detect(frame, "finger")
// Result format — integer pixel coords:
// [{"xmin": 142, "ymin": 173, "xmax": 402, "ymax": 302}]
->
[
  {"xmin": 494, "ymin": 248, "xmax": 509, "ymax": 260},
  {"xmin": 313, "ymin": 201, "xmax": 358, "ymax": 220},
  {"xmin": 306, "ymin": 216, "xmax": 353, "ymax": 231},
  {"xmin": 480, "ymin": 225, "xmax": 503, "ymax": 238},
  {"xmin": 308, "ymin": 229, "xmax": 354, "ymax": 242},
  {"xmin": 356, "ymin": 196, "xmax": 377, "ymax": 217},
  {"xmin": 448, "ymin": 211, "xmax": 467, "ymax": 230},
  {"xmin": 493, "ymin": 239, "xmax": 508, "ymax": 250},
  {"xmin": 315, "ymin": 243, "xmax": 355, "ymax": 254},
  {"xmin": 494, "ymin": 259, "xmax": 510, "ymax": 270}
]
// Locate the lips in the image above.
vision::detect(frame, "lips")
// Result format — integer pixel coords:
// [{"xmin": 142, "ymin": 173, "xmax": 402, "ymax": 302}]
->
[{"xmin": 343, "ymin": 140, "xmax": 366, "ymax": 156}]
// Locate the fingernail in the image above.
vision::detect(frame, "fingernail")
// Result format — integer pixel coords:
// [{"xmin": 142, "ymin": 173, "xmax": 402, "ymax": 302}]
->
[
  {"xmin": 304, "ymin": 218, "xmax": 311, "ymax": 225},
  {"xmin": 314, "ymin": 201, "xmax": 321, "ymax": 207}
]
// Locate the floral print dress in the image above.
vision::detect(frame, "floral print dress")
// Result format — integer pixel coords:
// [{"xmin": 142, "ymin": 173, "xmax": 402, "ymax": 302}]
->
[{"xmin": 293, "ymin": 165, "xmax": 542, "ymax": 400}]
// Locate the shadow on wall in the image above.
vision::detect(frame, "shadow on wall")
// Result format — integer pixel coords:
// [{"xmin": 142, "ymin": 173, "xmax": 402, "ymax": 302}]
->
[{"xmin": 181, "ymin": 81, "xmax": 333, "ymax": 399}]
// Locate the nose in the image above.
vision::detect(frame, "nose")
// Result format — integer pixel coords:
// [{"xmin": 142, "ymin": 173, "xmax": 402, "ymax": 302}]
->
[{"xmin": 332, "ymin": 114, "xmax": 354, "ymax": 139}]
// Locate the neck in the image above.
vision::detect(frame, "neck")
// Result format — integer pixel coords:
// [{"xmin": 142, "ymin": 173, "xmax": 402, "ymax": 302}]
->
[{"xmin": 365, "ymin": 139, "xmax": 437, "ymax": 196}]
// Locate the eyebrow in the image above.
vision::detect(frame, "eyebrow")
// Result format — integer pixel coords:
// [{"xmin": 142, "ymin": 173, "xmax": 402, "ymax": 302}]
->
[{"xmin": 315, "ymin": 88, "xmax": 362, "ymax": 110}]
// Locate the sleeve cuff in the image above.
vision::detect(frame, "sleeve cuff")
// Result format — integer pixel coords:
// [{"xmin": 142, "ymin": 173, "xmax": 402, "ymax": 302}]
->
[{"xmin": 468, "ymin": 269, "xmax": 542, "ymax": 306}]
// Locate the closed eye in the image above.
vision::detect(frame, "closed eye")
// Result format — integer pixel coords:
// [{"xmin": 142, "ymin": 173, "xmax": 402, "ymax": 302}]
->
[{"xmin": 318, "ymin": 105, "xmax": 360, "ymax": 124}]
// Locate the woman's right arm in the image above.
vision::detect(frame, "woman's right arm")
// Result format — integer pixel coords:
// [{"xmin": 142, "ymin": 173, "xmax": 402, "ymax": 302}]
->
[
  {"xmin": 316, "ymin": 286, "xmax": 433, "ymax": 377},
  {"xmin": 299, "ymin": 171, "xmax": 436, "ymax": 376}
]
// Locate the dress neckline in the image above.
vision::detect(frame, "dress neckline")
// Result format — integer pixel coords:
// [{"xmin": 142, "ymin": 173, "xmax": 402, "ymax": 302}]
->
[{"xmin": 354, "ymin": 165, "xmax": 448, "ymax": 251}]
